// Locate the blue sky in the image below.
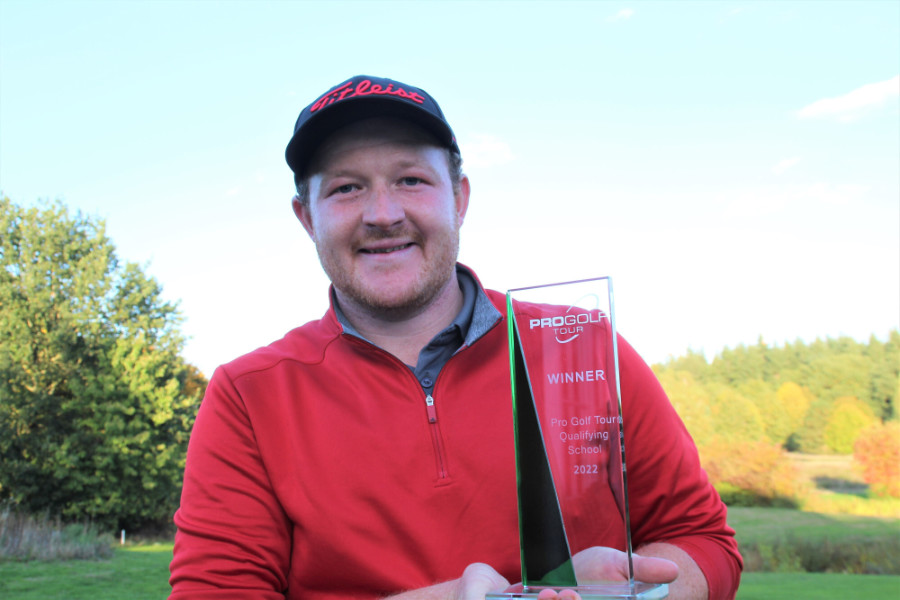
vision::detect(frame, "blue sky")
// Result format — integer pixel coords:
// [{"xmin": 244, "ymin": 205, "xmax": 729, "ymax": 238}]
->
[{"xmin": 2, "ymin": 0, "xmax": 898, "ymax": 376}]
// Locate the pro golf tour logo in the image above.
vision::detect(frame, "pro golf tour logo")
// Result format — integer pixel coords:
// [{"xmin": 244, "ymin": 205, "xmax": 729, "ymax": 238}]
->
[{"xmin": 529, "ymin": 294, "xmax": 607, "ymax": 344}]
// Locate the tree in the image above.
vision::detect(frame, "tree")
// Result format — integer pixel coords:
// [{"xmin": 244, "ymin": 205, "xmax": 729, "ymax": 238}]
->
[
  {"xmin": 823, "ymin": 396, "xmax": 876, "ymax": 454},
  {"xmin": 774, "ymin": 381, "xmax": 813, "ymax": 451},
  {"xmin": 706, "ymin": 383, "xmax": 766, "ymax": 444},
  {"xmin": 866, "ymin": 332, "xmax": 900, "ymax": 421},
  {"xmin": 701, "ymin": 439, "xmax": 797, "ymax": 507},
  {"xmin": 854, "ymin": 421, "xmax": 900, "ymax": 498},
  {"xmin": 654, "ymin": 369, "xmax": 716, "ymax": 448},
  {"xmin": 0, "ymin": 197, "xmax": 204, "ymax": 529}
]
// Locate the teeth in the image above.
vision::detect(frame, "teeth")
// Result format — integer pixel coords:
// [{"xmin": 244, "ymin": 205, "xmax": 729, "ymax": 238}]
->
[{"xmin": 367, "ymin": 244, "xmax": 409, "ymax": 254}]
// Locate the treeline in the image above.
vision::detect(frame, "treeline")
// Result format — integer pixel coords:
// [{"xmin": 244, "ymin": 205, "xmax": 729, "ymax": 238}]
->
[
  {"xmin": 652, "ymin": 333, "xmax": 900, "ymax": 502},
  {"xmin": 1, "ymin": 198, "xmax": 205, "ymax": 531},
  {"xmin": 2, "ymin": 196, "xmax": 897, "ymax": 528}
]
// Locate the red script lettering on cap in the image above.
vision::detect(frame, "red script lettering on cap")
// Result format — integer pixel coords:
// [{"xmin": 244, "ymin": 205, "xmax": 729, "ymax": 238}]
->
[{"xmin": 310, "ymin": 80, "xmax": 426, "ymax": 113}]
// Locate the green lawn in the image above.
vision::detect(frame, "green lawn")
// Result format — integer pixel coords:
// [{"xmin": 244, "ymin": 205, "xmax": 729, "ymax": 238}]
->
[
  {"xmin": 727, "ymin": 506, "xmax": 900, "ymax": 545},
  {"xmin": 2, "ymin": 535, "xmax": 900, "ymax": 599},
  {"xmin": 0, "ymin": 544, "xmax": 173, "ymax": 600},
  {"xmin": 736, "ymin": 573, "xmax": 900, "ymax": 599}
]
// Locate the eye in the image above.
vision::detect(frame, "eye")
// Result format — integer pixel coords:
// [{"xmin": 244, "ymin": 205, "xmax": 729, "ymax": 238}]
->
[
  {"xmin": 330, "ymin": 183, "xmax": 358, "ymax": 196},
  {"xmin": 400, "ymin": 177, "xmax": 423, "ymax": 187}
]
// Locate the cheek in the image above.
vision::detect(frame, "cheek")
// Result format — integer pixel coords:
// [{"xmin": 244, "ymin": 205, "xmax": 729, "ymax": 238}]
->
[
  {"xmin": 311, "ymin": 209, "xmax": 357, "ymax": 249},
  {"xmin": 418, "ymin": 200, "xmax": 462, "ymax": 231}
]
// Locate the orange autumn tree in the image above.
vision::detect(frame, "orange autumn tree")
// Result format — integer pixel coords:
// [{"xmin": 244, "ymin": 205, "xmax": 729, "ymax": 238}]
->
[{"xmin": 854, "ymin": 421, "xmax": 900, "ymax": 498}]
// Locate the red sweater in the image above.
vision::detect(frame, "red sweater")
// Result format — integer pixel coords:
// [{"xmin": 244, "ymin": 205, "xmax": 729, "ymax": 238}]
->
[{"xmin": 170, "ymin": 286, "xmax": 741, "ymax": 599}]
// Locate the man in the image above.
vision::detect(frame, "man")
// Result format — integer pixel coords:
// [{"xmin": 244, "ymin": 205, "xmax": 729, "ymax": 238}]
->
[{"xmin": 169, "ymin": 75, "xmax": 742, "ymax": 599}]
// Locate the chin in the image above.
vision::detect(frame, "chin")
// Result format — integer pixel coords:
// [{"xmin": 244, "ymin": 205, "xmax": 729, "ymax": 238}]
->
[
  {"xmin": 358, "ymin": 287, "xmax": 431, "ymax": 313},
  {"xmin": 343, "ymin": 273, "xmax": 450, "ymax": 318}
]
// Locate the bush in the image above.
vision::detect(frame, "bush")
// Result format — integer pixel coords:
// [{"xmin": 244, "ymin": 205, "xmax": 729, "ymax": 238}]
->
[
  {"xmin": 854, "ymin": 421, "xmax": 900, "ymax": 498},
  {"xmin": 0, "ymin": 504, "xmax": 112, "ymax": 561},
  {"xmin": 740, "ymin": 534, "xmax": 900, "ymax": 574},
  {"xmin": 702, "ymin": 439, "xmax": 798, "ymax": 506},
  {"xmin": 714, "ymin": 482, "xmax": 796, "ymax": 508}
]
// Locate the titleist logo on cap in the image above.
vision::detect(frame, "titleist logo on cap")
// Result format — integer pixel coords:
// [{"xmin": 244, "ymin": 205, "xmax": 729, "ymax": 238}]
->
[{"xmin": 310, "ymin": 79, "xmax": 426, "ymax": 113}]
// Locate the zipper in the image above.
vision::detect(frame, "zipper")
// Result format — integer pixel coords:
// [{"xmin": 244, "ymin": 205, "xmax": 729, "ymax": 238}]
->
[
  {"xmin": 343, "ymin": 335, "xmax": 452, "ymax": 481},
  {"xmin": 425, "ymin": 394, "xmax": 438, "ymax": 423},
  {"xmin": 424, "ymin": 393, "xmax": 449, "ymax": 480},
  {"xmin": 418, "ymin": 315, "xmax": 504, "ymax": 482},
  {"xmin": 341, "ymin": 320, "xmax": 507, "ymax": 483}
]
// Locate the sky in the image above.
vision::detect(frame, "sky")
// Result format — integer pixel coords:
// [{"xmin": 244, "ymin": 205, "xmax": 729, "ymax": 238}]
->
[{"xmin": 1, "ymin": 0, "xmax": 898, "ymax": 377}]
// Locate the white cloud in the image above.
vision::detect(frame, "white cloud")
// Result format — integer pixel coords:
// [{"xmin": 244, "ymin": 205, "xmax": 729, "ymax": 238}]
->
[
  {"xmin": 772, "ymin": 156, "xmax": 801, "ymax": 175},
  {"xmin": 797, "ymin": 75, "xmax": 900, "ymax": 122},
  {"xmin": 606, "ymin": 8, "xmax": 635, "ymax": 22},
  {"xmin": 459, "ymin": 134, "xmax": 514, "ymax": 169}
]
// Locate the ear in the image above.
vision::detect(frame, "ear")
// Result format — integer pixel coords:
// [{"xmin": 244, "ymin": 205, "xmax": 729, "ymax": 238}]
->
[
  {"xmin": 292, "ymin": 195, "xmax": 316, "ymax": 240},
  {"xmin": 455, "ymin": 174, "xmax": 471, "ymax": 226}
]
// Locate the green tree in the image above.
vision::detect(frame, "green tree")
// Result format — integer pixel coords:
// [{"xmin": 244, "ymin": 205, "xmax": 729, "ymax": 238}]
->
[
  {"xmin": 0, "ymin": 198, "xmax": 204, "ymax": 529},
  {"xmin": 823, "ymin": 396, "xmax": 876, "ymax": 454},
  {"xmin": 736, "ymin": 378, "xmax": 784, "ymax": 444},
  {"xmin": 774, "ymin": 381, "xmax": 813, "ymax": 450},
  {"xmin": 706, "ymin": 383, "xmax": 766, "ymax": 444},
  {"xmin": 654, "ymin": 369, "xmax": 716, "ymax": 448},
  {"xmin": 866, "ymin": 332, "xmax": 900, "ymax": 421},
  {"xmin": 793, "ymin": 396, "xmax": 834, "ymax": 454},
  {"xmin": 656, "ymin": 348, "xmax": 709, "ymax": 383}
]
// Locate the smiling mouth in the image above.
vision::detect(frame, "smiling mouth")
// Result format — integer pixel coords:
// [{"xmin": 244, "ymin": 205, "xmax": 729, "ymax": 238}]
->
[{"xmin": 360, "ymin": 243, "xmax": 414, "ymax": 254}]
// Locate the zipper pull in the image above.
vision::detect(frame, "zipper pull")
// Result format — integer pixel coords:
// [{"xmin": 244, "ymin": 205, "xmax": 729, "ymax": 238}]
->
[{"xmin": 425, "ymin": 395, "xmax": 438, "ymax": 423}]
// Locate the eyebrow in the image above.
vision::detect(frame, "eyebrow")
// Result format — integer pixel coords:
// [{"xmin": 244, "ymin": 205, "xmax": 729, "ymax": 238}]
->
[{"xmin": 319, "ymin": 156, "xmax": 442, "ymax": 180}]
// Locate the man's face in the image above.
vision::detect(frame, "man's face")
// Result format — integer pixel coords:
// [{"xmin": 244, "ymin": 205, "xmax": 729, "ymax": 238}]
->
[{"xmin": 293, "ymin": 117, "xmax": 469, "ymax": 319}]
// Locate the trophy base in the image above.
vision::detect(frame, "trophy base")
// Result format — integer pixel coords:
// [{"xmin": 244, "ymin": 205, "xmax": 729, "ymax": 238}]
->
[{"xmin": 487, "ymin": 582, "xmax": 668, "ymax": 599}]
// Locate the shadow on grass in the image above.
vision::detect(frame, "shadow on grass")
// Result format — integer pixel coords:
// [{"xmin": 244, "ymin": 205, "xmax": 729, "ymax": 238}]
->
[{"xmin": 814, "ymin": 476, "xmax": 869, "ymax": 496}]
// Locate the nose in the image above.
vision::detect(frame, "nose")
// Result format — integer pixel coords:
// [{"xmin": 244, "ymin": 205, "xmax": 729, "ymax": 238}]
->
[{"xmin": 362, "ymin": 186, "xmax": 405, "ymax": 229}]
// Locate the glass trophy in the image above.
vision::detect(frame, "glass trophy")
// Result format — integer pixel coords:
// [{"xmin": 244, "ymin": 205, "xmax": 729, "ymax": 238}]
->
[{"xmin": 488, "ymin": 277, "xmax": 667, "ymax": 599}]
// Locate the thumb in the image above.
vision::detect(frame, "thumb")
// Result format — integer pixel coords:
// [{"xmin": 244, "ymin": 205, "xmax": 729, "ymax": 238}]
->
[
  {"xmin": 632, "ymin": 552, "xmax": 679, "ymax": 584},
  {"xmin": 455, "ymin": 563, "xmax": 511, "ymax": 600}
]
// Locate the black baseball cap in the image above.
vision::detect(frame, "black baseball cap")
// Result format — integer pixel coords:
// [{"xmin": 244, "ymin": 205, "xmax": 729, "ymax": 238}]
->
[{"xmin": 285, "ymin": 75, "xmax": 460, "ymax": 179}]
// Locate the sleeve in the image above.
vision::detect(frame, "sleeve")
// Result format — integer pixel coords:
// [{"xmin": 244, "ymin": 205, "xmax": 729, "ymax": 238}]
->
[
  {"xmin": 169, "ymin": 366, "xmax": 292, "ymax": 599},
  {"xmin": 618, "ymin": 336, "xmax": 743, "ymax": 600}
]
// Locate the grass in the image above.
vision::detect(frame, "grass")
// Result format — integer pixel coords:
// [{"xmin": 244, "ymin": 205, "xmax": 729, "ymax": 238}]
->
[
  {"xmin": 736, "ymin": 573, "xmax": 900, "ymax": 599},
  {"xmin": 2, "ymin": 543, "xmax": 899, "ymax": 599},
  {"xmin": 728, "ymin": 506, "xmax": 900, "ymax": 545},
  {"xmin": 727, "ymin": 507, "xmax": 900, "ymax": 573},
  {"xmin": 0, "ymin": 543, "xmax": 173, "ymax": 600},
  {"xmin": 1, "ymin": 453, "xmax": 897, "ymax": 596}
]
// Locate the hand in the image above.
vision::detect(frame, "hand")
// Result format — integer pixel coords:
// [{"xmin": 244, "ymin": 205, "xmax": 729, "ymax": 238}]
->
[
  {"xmin": 503, "ymin": 583, "xmax": 582, "ymax": 599},
  {"xmin": 572, "ymin": 547, "xmax": 679, "ymax": 584},
  {"xmin": 455, "ymin": 565, "xmax": 580, "ymax": 600},
  {"xmin": 452, "ymin": 563, "xmax": 511, "ymax": 600}
]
